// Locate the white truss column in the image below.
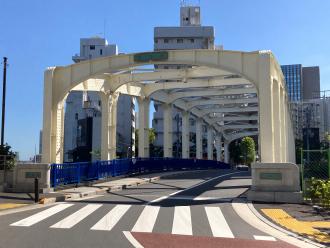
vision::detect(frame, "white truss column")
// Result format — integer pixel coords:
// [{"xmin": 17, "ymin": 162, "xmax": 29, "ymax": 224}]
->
[
  {"xmin": 280, "ymin": 87, "xmax": 287, "ymax": 162},
  {"xmin": 100, "ymin": 92, "xmax": 119, "ymax": 160},
  {"xmin": 195, "ymin": 118, "xmax": 203, "ymax": 159},
  {"xmin": 138, "ymin": 97, "xmax": 150, "ymax": 158},
  {"xmin": 215, "ymin": 134, "xmax": 222, "ymax": 162},
  {"xmin": 163, "ymin": 103, "xmax": 173, "ymax": 158},
  {"xmin": 258, "ymin": 53, "xmax": 275, "ymax": 163},
  {"xmin": 207, "ymin": 126, "xmax": 214, "ymax": 160},
  {"xmin": 181, "ymin": 111, "xmax": 190, "ymax": 159},
  {"xmin": 273, "ymin": 81, "xmax": 282, "ymax": 162},
  {"xmin": 224, "ymin": 141, "xmax": 230, "ymax": 164},
  {"xmin": 42, "ymin": 68, "xmax": 59, "ymax": 163}
]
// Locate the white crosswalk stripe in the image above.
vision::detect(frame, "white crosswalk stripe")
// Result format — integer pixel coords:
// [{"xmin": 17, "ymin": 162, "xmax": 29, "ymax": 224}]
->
[
  {"xmin": 172, "ymin": 206, "xmax": 192, "ymax": 235},
  {"xmin": 91, "ymin": 204, "xmax": 131, "ymax": 231},
  {"xmin": 132, "ymin": 205, "xmax": 160, "ymax": 233},
  {"xmin": 9, "ymin": 203, "xmax": 276, "ymax": 242},
  {"xmin": 205, "ymin": 206, "xmax": 234, "ymax": 238},
  {"xmin": 50, "ymin": 204, "xmax": 102, "ymax": 229},
  {"xmin": 10, "ymin": 203, "xmax": 74, "ymax": 227}
]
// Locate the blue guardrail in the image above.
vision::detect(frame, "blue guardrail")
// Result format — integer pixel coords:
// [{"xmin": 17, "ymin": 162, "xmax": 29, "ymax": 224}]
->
[{"xmin": 50, "ymin": 158, "xmax": 230, "ymax": 188}]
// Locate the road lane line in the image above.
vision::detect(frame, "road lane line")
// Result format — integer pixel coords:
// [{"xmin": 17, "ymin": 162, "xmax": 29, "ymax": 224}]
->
[
  {"xmin": 172, "ymin": 206, "xmax": 192, "ymax": 235},
  {"xmin": 123, "ymin": 231, "xmax": 144, "ymax": 248},
  {"xmin": 132, "ymin": 205, "xmax": 160, "ymax": 232},
  {"xmin": 50, "ymin": 204, "xmax": 102, "ymax": 229},
  {"xmin": 205, "ymin": 207, "xmax": 234, "ymax": 238},
  {"xmin": 91, "ymin": 204, "xmax": 131, "ymax": 231},
  {"xmin": 10, "ymin": 203, "xmax": 74, "ymax": 227},
  {"xmin": 253, "ymin": 235, "xmax": 276, "ymax": 241},
  {"xmin": 149, "ymin": 172, "xmax": 240, "ymax": 204}
]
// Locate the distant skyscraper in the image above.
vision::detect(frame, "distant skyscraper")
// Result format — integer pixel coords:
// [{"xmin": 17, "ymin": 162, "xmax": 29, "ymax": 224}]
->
[
  {"xmin": 281, "ymin": 64, "xmax": 303, "ymax": 102},
  {"xmin": 302, "ymin": 66, "xmax": 320, "ymax": 100},
  {"xmin": 281, "ymin": 64, "xmax": 322, "ymax": 141}
]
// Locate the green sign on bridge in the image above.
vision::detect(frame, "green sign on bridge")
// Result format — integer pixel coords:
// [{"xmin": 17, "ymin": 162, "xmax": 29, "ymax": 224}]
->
[{"xmin": 134, "ymin": 51, "xmax": 168, "ymax": 63}]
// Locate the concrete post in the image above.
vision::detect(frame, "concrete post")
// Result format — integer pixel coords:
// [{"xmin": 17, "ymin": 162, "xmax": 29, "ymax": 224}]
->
[
  {"xmin": 100, "ymin": 92, "xmax": 118, "ymax": 160},
  {"xmin": 280, "ymin": 88, "xmax": 287, "ymax": 162},
  {"xmin": 207, "ymin": 126, "xmax": 213, "ymax": 160},
  {"xmin": 224, "ymin": 141, "xmax": 230, "ymax": 164},
  {"xmin": 42, "ymin": 68, "xmax": 55, "ymax": 163},
  {"xmin": 181, "ymin": 111, "xmax": 190, "ymax": 158},
  {"xmin": 215, "ymin": 134, "xmax": 221, "ymax": 162},
  {"xmin": 163, "ymin": 103, "xmax": 173, "ymax": 158},
  {"xmin": 196, "ymin": 118, "xmax": 203, "ymax": 159},
  {"xmin": 273, "ymin": 81, "xmax": 282, "ymax": 162},
  {"xmin": 258, "ymin": 54, "xmax": 275, "ymax": 162},
  {"xmin": 137, "ymin": 97, "xmax": 150, "ymax": 158}
]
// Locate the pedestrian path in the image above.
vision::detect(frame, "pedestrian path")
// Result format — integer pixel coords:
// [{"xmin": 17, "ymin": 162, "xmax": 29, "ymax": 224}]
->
[{"xmin": 10, "ymin": 203, "xmax": 275, "ymax": 241}]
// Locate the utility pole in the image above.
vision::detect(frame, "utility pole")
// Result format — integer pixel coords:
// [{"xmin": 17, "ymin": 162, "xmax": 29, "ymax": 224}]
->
[{"xmin": 1, "ymin": 57, "xmax": 8, "ymax": 147}]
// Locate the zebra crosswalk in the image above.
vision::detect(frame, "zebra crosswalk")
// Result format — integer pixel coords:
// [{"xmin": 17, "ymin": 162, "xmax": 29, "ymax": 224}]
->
[{"xmin": 10, "ymin": 203, "xmax": 275, "ymax": 241}]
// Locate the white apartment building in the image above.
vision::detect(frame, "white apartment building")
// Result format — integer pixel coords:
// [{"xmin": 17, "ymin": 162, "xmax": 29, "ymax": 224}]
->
[
  {"xmin": 64, "ymin": 37, "xmax": 135, "ymax": 162},
  {"xmin": 152, "ymin": 5, "xmax": 216, "ymax": 157}
]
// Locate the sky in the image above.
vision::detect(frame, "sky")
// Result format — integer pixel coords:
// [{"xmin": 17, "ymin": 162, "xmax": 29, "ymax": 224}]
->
[{"xmin": 0, "ymin": 0, "xmax": 330, "ymax": 160}]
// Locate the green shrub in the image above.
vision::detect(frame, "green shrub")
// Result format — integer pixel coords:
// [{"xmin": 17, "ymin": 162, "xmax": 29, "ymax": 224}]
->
[{"xmin": 307, "ymin": 177, "xmax": 330, "ymax": 208}]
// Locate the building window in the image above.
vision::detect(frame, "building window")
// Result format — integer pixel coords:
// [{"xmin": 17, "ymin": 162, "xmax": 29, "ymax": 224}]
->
[
  {"xmin": 177, "ymin": 39, "xmax": 183, "ymax": 43},
  {"xmin": 90, "ymin": 45, "xmax": 95, "ymax": 50},
  {"xmin": 75, "ymin": 113, "xmax": 78, "ymax": 120},
  {"xmin": 164, "ymin": 39, "xmax": 169, "ymax": 43},
  {"xmin": 190, "ymin": 39, "xmax": 194, "ymax": 43},
  {"xmin": 154, "ymin": 38, "xmax": 158, "ymax": 43},
  {"xmin": 100, "ymin": 49, "xmax": 103, "ymax": 55}
]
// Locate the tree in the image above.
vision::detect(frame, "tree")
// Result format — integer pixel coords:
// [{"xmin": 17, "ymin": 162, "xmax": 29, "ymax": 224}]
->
[
  {"xmin": 229, "ymin": 140, "xmax": 242, "ymax": 164},
  {"xmin": 0, "ymin": 144, "xmax": 16, "ymax": 170},
  {"xmin": 135, "ymin": 128, "xmax": 157, "ymax": 157},
  {"xmin": 240, "ymin": 137, "xmax": 255, "ymax": 165}
]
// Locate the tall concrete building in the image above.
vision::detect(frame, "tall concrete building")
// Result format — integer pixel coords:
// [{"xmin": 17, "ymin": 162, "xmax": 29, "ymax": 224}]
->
[
  {"xmin": 303, "ymin": 66, "xmax": 320, "ymax": 100},
  {"xmin": 152, "ymin": 5, "xmax": 215, "ymax": 157},
  {"xmin": 64, "ymin": 37, "xmax": 135, "ymax": 162}
]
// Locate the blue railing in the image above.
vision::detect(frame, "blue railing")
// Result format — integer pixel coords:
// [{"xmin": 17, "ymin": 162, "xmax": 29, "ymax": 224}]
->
[{"xmin": 50, "ymin": 158, "xmax": 230, "ymax": 188}]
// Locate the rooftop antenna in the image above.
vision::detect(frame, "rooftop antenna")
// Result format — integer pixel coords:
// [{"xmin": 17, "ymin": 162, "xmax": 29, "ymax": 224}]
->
[{"xmin": 103, "ymin": 19, "xmax": 106, "ymax": 39}]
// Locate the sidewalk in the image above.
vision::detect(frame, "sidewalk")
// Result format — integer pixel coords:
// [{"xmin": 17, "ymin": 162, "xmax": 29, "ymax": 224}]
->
[
  {"xmin": 0, "ymin": 170, "xmax": 189, "ymax": 209},
  {"xmin": 251, "ymin": 201, "xmax": 330, "ymax": 246}
]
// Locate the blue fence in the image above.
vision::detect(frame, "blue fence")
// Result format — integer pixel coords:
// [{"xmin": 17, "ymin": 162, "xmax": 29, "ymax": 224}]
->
[{"xmin": 50, "ymin": 158, "xmax": 230, "ymax": 188}]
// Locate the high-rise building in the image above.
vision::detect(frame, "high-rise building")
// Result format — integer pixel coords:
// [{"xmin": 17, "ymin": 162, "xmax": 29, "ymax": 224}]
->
[
  {"xmin": 152, "ymin": 5, "xmax": 216, "ymax": 157},
  {"xmin": 281, "ymin": 64, "xmax": 322, "ymax": 141},
  {"xmin": 281, "ymin": 64, "xmax": 303, "ymax": 102},
  {"xmin": 303, "ymin": 66, "xmax": 320, "ymax": 100},
  {"xmin": 64, "ymin": 37, "xmax": 135, "ymax": 162}
]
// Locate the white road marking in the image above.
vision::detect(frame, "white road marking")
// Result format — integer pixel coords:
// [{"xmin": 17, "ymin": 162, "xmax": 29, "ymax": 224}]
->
[
  {"xmin": 10, "ymin": 203, "xmax": 74, "ymax": 227},
  {"xmin": 132, "ymin": 206, "xmax": 160, "ymax": 232},
  {"xmin": 172, "ymin": 206, "xmax": 192, "ymax": 235},
  {"xmin": 148, "ymin": 172, "xmax": 239, "ymax": 204},
  {"xmin": 123, "ymin": 231, "xmax": 144, "ymax": 248},
  {"xmin": 50, "ymin": 204, "xmax": 102, "ymax": 229},
  {"xmin": 91, "ymin": 204, "xmax": 131, "ymax": 231},
  {"xmin": 205, "ymin": 207, "xmax": 234, "ymax": 238},
  {"xmin": 253, "ymin": 235, "xmax": 276, "ymax": 241}
]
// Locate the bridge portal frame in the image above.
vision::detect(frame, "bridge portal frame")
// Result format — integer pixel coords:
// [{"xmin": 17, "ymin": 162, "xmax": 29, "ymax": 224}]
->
[{"xmin": 42, "ymin": 49, "xmax": 295, "ymax": 164}]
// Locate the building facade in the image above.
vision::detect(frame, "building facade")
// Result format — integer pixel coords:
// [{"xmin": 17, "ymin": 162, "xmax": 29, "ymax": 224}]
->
[
  {"xmin": 152, "ymin": 5, "xmax": 215, "ymax": 157},
  {"xmin": 281, "ymin": 64, "xmax": 303, "ymax": 102},
  {"xmin": 281, "ymin": 64, "xmax": 322, "ymax": 141},
  {"xmin": 63, "ymin": 37, "xmax": 135, "ymax": 162}
]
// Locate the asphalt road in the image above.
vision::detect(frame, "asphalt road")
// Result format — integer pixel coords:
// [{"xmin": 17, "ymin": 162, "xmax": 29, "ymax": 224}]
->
[{"xmin": 0, "ymin": 169, "xmax": 297, "ymax": 248}]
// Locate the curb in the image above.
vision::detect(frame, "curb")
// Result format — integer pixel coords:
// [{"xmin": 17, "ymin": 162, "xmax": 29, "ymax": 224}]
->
[{"xmin": 39, "ymin": 174, "xmax": 170, "ymax": 204}]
